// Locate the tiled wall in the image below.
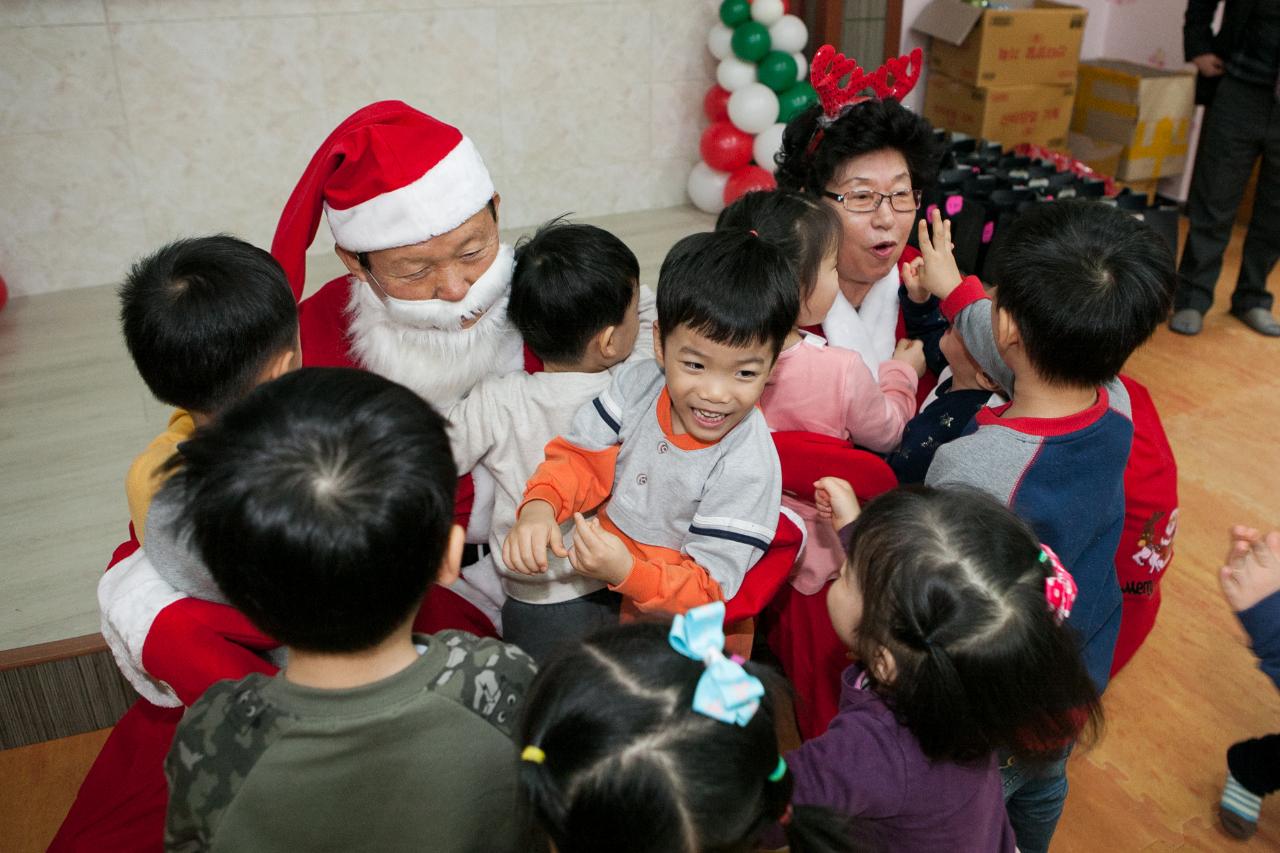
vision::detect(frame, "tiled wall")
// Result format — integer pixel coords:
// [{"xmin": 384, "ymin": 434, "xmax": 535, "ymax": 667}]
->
[{"xmin": 0, "ymin": 0, "xmax": 716, "ymax": 297}]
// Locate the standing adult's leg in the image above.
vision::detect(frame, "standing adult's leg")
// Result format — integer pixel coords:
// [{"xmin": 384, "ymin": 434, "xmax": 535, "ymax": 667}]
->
[
  {"xmin": 1176, "ymin": 78, "xmax": 1267, "ymax": 317},
  {"xmin": 1232, "ymin": 86, "xmax": 1280, "ymax": 325}
]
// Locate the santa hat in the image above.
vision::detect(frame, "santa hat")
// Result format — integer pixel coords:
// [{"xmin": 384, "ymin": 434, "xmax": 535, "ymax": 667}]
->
[{"xmin": 271, "ymin": 100, "xmax": 494, "ymax": 299}]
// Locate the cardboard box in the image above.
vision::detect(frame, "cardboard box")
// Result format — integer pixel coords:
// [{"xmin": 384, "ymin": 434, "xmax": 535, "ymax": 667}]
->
[
  {"xmin": 924, "ymin": 72, "xmax": 1075, "ymax": 150},
  {"xmin": 1071, "ymin": 59, "xmax": 1195, "ymax": 180},
  {"xmin": 1066, "ymin": 131, "xmax": 1122, "ymax": 178},
  {"xmin": 913, "ymin": 0, "xmax": 1087, "ymax": 87}
]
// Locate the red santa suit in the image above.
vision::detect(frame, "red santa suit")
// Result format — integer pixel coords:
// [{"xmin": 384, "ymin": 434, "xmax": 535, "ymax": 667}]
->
[{"xmin": 60, "ymin": 102, "xmax": 511, "ymax": 853}]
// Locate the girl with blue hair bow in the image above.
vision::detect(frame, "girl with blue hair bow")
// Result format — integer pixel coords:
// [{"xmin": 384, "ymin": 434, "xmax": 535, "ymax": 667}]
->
[{"xmin": 516, "ymin": 604, "xmax": 859, "ymax": 853}]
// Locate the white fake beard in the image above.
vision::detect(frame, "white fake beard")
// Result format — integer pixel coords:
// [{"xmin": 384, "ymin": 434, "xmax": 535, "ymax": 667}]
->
[{"xmin": 345, "ymin": 246, "xmax": 522, "ymax": 410}]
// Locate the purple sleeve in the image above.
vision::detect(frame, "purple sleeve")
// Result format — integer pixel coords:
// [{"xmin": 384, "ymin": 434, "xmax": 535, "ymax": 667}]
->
[
  {"xmin": 1238, "ymin": 590, "xmax": 1280, "ymax": 691},
  {"xmin": 785, "ymin": 704, "xmax": 907, "ymax": 819}
]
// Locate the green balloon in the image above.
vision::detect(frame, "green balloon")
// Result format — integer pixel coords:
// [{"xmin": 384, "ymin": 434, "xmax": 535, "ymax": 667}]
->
[
  {"xmin": 757, "ymin": 51, "xmax": 799, "ymax": 93},
  {"xmin": 719, "ymin": 0, "xmax": 750, "ymax": 27},
  {"xmin": 778, "ymin": 82, "xmax": 819, "ymax": 123},
  {"xmin": 731, "ymin": 21, "xmax": 771, "ymax": 63}
]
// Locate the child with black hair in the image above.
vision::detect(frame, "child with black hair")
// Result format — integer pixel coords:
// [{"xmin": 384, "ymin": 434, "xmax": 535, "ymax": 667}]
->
[
  {"xmin": 781, "ymin": 479, "xmax": 1102, "ymax": 853},
  {"xmin": 162, "ymin": 368, "xmax": 537, "ymax": 852},
  {"xmin": 504, "ymin": 230, "xmax": 794, "ymax": 652},
  {"xmin": 119, "ymin": 235, "xmax": 300, "ymax": 543},
  {"xmin": 517, "ymin": 606, "xmax": 859, "ymax": 853},
  {"xmin": 911, "ymin": 202, "xmax": 1175, "ymax": 852},
  {"xmin": 1216, "ymin": 524, "xmax": 1280, "ymax": 840},
  {"xmin": 885, "ymin": 326, "xmax": 1003, "ymax": 484},
  {"xmin": 716, "ymin": 189, "xmax": 921, "ymax": 595},
  {"xmin": 448, "ymin": 218, "xmax": 641, "ymax": 663}
]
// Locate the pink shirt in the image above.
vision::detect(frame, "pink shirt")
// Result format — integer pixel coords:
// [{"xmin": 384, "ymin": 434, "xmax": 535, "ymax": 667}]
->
[{"xmin": 760, "ymin": 333, "xmax": 918, "ymax": 592}]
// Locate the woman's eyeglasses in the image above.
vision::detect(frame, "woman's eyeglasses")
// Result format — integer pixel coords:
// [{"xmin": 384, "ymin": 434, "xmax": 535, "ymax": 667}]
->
[{"xmin": 822, "ymin": 188, "xmax": 922, "ymax": 213}]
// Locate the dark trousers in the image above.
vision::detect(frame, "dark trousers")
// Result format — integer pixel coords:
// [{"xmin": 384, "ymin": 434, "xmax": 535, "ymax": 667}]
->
[
  {"xmin": 1228, "ymin": 733, "xmax": 1280, "ymax": 796},
  {"xmin": 1176, "ymin": 75, "xmax": 1280, "ymax": 314},
  {"xmin": 501, "ymin": 587, "xmax": 622, "ymax": 665}
]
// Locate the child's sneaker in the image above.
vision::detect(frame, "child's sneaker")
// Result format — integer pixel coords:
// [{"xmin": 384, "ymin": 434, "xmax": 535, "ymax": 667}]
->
[{"xmin": 1219, "ymin": 772, "xmax": 1261, "ymax": 840}]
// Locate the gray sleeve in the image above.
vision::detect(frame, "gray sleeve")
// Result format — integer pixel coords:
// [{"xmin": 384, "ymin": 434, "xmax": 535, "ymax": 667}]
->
[
  {"xmin": 629, "ymin": 285, "xmax": 658, "ymax": 362},
  {"xmin": 925, "ymin": 429, "xmax": 1036, "ymax": 507},
  {"xmin": 446, "ymin": 380, "xmax": 498, "ymax": 473},
  {"xmin": 952, "ymin": 297, "xmax": 1015, "ymax": 396},
  {"xmin": 564, "ymin": 360, "xmax": 657, "ymax": 451},
  {"xmin": 683, "ymin": 417, "xmax": 782, "ymax": 599},
  {"xmin": 147, "ymin": 487, "xmax": 229, "ymax": 605}
]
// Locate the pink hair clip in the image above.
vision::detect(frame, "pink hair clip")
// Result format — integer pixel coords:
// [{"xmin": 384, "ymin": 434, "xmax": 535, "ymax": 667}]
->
[{"xmin": 1040, "ymin": 544, "xmax": 1077, "ymax": 624}]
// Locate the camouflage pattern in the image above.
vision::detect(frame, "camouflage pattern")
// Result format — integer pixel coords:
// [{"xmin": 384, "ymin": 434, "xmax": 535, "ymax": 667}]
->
[{"xmin": 164, "ymin": 631, "xmax": 536, "ymax": 852}]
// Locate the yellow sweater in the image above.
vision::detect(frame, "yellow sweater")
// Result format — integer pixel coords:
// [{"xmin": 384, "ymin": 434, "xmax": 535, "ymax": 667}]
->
[{"xmin": 126, "ymin": 409, "xmax": 195, "ymax": 544}]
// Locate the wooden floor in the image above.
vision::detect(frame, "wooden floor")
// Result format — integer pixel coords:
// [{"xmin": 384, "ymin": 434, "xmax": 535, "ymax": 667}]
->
[{"xmin": 1, "ymin": 208, "xmax": 1278, "ymax": 851}]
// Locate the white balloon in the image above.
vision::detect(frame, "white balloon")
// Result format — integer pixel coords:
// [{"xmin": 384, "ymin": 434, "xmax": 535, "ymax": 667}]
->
[
  {"xmin": 769, "ymin": 14, "xmax": 808, "ymax": 53},
  {"xmin": 728, "ymin": 83, "xmax": 781, "ymax": 135},
  {"xmin": 750, "ymin": 0, "xmax": 785, "ymax": 27},
  {"xmin": 752, "ymin": 123, "xmax": 787, "ymax": 174},
  {"xmin": 716, "ymin": 56, "xmax": 757, "ymax": 93},
  {"xmin": 707, "ymin": 23, "xmax": 733, "ymax": 61},
  {"xmin": 688, "ymin": 161, "xmax": 730, "ymax": 214},
  {"xmin": 793, "ymin": 51, "xmax": 808, "ymax": 81}
]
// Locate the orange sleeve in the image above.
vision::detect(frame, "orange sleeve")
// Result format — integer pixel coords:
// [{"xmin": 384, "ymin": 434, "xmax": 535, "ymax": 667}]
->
[
  {"xmin": 611, "ymin": 555, "xmax": 726, "ymax": 617},
  {"xmin": 520, "ymin": 436, "xmax": 620, "ymax": 523},
  {"xmin": 599, "ymin": 512, "xmax": 724, "ymax": 617}
]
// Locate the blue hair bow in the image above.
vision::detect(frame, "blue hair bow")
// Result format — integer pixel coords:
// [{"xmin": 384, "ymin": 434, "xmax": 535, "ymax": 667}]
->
[{"xmin": 668, "ymin": 601, "xmax": 765, "ymax": 727}]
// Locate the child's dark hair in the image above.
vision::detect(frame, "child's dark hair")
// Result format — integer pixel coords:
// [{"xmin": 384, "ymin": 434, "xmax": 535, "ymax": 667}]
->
[
  {"xmin": 840, "ymin": 485, "xmax": 1102, "ymax": 765},
  {"xmin": 119, "ymin": 235, "xmax": 299, "ymax": 414},
  {"xmin": 518, "ymin": 622, "xmax": 861, "ymax": 853},
  {"xmin": 716, "ymin": 190, "xmax": 841, "ymax": 303},
  {"xmin": 509, "ymin": 217, "xmax": 639, "ymax": 365},
  {"xmin": 775, "ymin": 99, "xmax": 944, "ymax": 195},
  {"xmin": 657, "ymin": 230, "xmax": 798, "ymax": 359},
  {"xmin": 163, "ymin": 367, "xmax": 457, "ymax": 653},
  {"xmin": 989, "ymin": 199, "xmax": 1175, "ymax": 387}
]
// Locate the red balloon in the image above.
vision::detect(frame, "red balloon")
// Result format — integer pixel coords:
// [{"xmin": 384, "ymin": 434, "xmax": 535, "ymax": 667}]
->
[
  {"xmin": 703, "ymin": 85, "xmax": 731, "ymax": 123},
  {"xmin": 724, "ymin": 165, "xmax": 777, "ymax": 205},
  {"xmin": 700, "ymin": 121, "xmax": 754, "ymax": 173}
]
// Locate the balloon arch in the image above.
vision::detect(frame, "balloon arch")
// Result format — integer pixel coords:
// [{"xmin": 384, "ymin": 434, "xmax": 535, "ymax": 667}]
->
[{"xmin": 687, "ymin": 0, "xmax": 819, "ymax": 214}]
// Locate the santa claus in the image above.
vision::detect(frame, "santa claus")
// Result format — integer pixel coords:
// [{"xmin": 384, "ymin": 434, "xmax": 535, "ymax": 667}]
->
[{"xmin": 274, "ymin": 100, "xmax": 523, "ymax": 408}]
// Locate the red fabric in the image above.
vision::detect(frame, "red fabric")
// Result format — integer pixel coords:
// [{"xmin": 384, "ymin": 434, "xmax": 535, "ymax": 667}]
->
[
  {"xmin": 142, "ymin": 599, "xmax": 280, "ymax": 706},
  {"xmin": 49, "ymin": 700, "xmax": 179, "ymax": 853},
  {"xmin": 299, "ymin": 276, "xmax": 359, "ymax": 368},
  {"xmin": 270, "ymin": 101, "xmax": 464, "ymax": 298},
  {"xmin": 723, "ymin": 510, "xmax": 804, "ymax": 625},
  {"xmin": 976, "ymin": 384, "xmax": 1112, "ymax": 437},
  {"xmin": 760, "ymin": 434, "xmax": 898, "ymax": 739},
  {"xmin": 413, "ymin": 583, "xmax": 500, "ymax": 639},
  {"xmin": 1110, "ymin": 375, "xmax": 1178, "ymax": 676}
]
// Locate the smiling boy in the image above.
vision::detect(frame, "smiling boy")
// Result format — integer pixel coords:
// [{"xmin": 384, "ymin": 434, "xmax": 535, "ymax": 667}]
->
[{"xmin": 503, "ymin": 230, "xmax": 796, "ymax": 630}]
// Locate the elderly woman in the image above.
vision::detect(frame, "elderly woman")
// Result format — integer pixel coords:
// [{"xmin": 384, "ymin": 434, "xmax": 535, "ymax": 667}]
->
[{"xmin": 775, "ymin": 88, "xmax": 947, "ymax": 390}]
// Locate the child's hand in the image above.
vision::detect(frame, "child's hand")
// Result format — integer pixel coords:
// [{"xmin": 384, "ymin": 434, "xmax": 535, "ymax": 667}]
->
[
  {"xmin": 568, "ymin": 512, "xmax": 634, "ymax": 585},
  {"xmin": 814, "ymin": 476, "xmax": 860, "ymax": 532},
  {"xmin": 915, "ymin": 209, "xmax": 964, "ymax": 301},
  {"xmin": 1219, "ymin": 525, "xmax": 1280, "ymax": 612},
  {"xmin": 891, "ymin": 338, "xmax": 927, "ymax": 377},
  {"xmin": 901, "ymin": 256, "xmax": 930, "ymax": 304},
  {"xmin": 502, "ymin": 500, "xmax": 566, "ymax": 575}
]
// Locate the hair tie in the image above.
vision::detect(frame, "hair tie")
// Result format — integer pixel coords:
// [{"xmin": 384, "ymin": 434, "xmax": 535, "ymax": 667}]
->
[
  {"xmin": 668, "ymin": 602, "xmax": 765, "ymax": 726},
  {"xmin": 1040, "ymin": 544, "xmax": 1078, "ymax": 624},
  {"xmin": 748, "ymin": 229, "xmax": 759, "ymax": 237},
  {"xmin": 779, "ymin": 804, "xmax": 794, "ymax": 828},
  {"xmin": 768, "ymin": 757, "xmax": 787, "ymax": 782},
  {"xmin": 521, "ymin": 745, "xmax": 546, "ymax": 765}
]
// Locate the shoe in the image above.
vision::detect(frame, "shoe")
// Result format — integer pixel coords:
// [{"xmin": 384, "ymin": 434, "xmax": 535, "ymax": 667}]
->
[
  {"xmin": 1232, "ymin": 307, "xmax": 1280, "ymax": 337},
  {"xmin": 1169, "ymin": 308, "xmax": 1203, "ymax": 335}
]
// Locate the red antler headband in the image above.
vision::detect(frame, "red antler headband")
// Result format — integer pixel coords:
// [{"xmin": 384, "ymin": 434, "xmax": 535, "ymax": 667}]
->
[{"xmin": 809, "ymin": 44, "xmax": 924, "ymax": 121}]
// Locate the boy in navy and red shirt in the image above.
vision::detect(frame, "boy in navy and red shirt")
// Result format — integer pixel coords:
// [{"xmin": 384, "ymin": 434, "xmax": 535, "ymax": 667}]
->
[{"xmin": 909, "ymin": 202, "xmax": 1176, "ymax": 853}]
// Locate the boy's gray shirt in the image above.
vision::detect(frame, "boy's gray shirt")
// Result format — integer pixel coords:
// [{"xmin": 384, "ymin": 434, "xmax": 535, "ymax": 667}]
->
[
  {"xmin": 553, "ymin": 358, "xmax": 782, "ymax": 600},
  {"xmin": 148, "ymin": 486, "xmax": 226, "ymax": 605}
]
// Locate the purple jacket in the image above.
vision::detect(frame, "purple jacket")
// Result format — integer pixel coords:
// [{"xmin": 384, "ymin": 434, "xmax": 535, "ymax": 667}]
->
[{"xmin": 786, "ymin": 666, "xmax": 1017, "ymax": 853}]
